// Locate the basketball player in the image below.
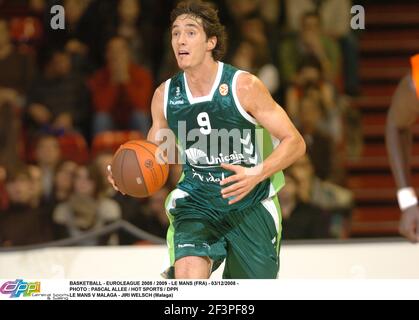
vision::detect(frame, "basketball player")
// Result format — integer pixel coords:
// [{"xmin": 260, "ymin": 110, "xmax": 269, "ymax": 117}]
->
[
  {"xmin": 386, "ymin": 54, "xmax": 419, "ymax": 243},
  {"xmin": 108, "ymin": 0, "xmax": 306, "ymax": 278}
]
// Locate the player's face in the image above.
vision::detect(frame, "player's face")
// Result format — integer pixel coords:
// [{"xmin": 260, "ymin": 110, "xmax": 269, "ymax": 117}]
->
[{"xmin": 171, "ymin": 14, "xmax": 216, "ymax": 70}]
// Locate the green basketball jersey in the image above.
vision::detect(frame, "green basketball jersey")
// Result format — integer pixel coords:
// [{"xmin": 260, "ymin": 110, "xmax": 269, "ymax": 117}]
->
[{"xmin": 164, "ymin": 62, "xmax": 284, "ymax": 211}]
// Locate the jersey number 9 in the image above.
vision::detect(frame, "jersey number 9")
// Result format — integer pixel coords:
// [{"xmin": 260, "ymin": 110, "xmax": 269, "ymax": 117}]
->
[{"xmin": 197, "ymin": 112, "xmax": 212, "ymax": 135}]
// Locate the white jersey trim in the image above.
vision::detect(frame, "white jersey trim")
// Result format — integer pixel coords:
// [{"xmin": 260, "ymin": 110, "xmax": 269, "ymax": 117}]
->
[
  {"xmin": 183, "ymin": 62, "xmax": 224, "ymax": 104},
  {"xmin": 232, "ymin": 71, "xmax": 259, "ymax": 125},
  {"xmin": 162, "ymin": 188, "xmax": 190, "ymax": 278},
  {"xmin": 261, "ymin": 197, "xmax": 280, "ymax": 233},
  {"xmin": 165, "ymin": 188, "xmax": 190, "ymax": 212},
  {"xmin": 268, "ymin": 134, "xmax": 281, "ymax": 197},
  {"xmin": 163, "ymin": 79, "xmax": 171, "ymax": 120}
]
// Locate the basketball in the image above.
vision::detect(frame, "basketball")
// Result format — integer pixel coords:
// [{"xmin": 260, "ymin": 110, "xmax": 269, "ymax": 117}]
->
[{"xmin": 111, "ymin": 140, "xmax": 169, "ymax": 198}]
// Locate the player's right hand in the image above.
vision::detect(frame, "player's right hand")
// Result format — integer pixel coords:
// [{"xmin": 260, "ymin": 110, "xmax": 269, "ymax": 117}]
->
[
  {"xmin": 106, "ymin": 165, "xmax": 125, "ymax": 195},
  {"xmin": 399, "ymin": 206, "xmax": 419, "ymax": 243}
]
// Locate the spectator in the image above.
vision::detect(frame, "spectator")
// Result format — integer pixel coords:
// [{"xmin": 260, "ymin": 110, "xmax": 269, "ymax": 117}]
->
[
  {"xmin": 0, "ymin": 99, "xmax": 23, "ymax": 211},
  {"xmin": 0, "ymin": 100, "xmax": 23, "ymax": 174},
  {"xmin": 285, "ymin": 0, "xmax": 359, "ymax": 95},
  {"xmin": 29, "ymin": 0, "xmax": 47, "ymax": 14},
  {"xmin": 142, "ymin": 186, "xmax": 170, "ymax": 239},
  {"xmin": 94, "ymin": 151, "xmax": 148, "ymax": 245},
  {"xmin": 279, "ymin": 11, "xmax": 341, "ymax": 87},
  {"xmin": 239, "ymin": 12, "xmax": 269, "ymax": 50},
  {"xmin": 289, "ymin": 154, "xmax": 353, "ymax": 238},
  {"xmin": 259, "ymin": 0, "xmax": 282, "ymax": 27},
  {"xmin": 27, "ymin": 164, "xmax": 43, "ymax": 208},
  {"xmin": 0, "ymin": 18, "xmax": 35, "ymax": 108},
  {"xmin": 245, "ymin": 11, "xmax": 285, "ymax": 96},
  {"xmin": 226, "ymin": 0, "xmax": 260, "ymax": 21},
  {"xmin": 223, "ymin": 0, "xmax": 284, "ymax": 73},
  {"xmin": 42, "ymin": 159, "xmax": 77, "ymax": 239},
  {"xmin": 52, "ymin": 160, "xmax": 77, "ymax": 204},
  {"xmin": 224, "ymin": 0, "xmax": 263, "ymax": 48},
  {"xmin": 298, "ymin": 92, "xmax": 336, "ymax": 181},
  {"xmin": 25, "ymin": 47, "xmax": 91, "ymax": 139},
  {"xmin": 9, "ymin": 1, "xmax": 45, "ymax": 51},
  {"xmin": 62, "ymin": 0, "xmax": 118, "ymax": 71},
  {"xmin": 0, "ymin": 166, "xmax": 8, "ymax": 211},
  {"xmin": 93, "ymin": 151, "xmax": 117, "ymax": 197},
  {"xmin": 45, "ymin": 0, "xmax": 91, "ymax": 66},
  {"xmin": 34, "ymin": 134, "xmax": 61, "ymax": 202},
  {"xmin": 108, "ymin": 0, "xmax": 153, "ymax": 69},
  {"xmin": 279, "ymin": 172, "xmax": 329, "ymax": 239},
  {"xmin": 0, "ymin": 165, "xmax": 54, "ymax": 247},
  {"xmin": 88, "ymin": 36, "xmax": 153, "ymax": 136},
  {"xmin": 53, "ymin": 164, "xmax": 121, "ymax": 245},
  {"xmin": 285, "ymin": 56, "xmax": 338, "ymax": 128},
  {"xmin": 231, "ymin": 37, "xmax": 279, "ymax": 95}
]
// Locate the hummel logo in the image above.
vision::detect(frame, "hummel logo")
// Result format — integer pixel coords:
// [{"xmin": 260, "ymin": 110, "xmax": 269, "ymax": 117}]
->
[
  {"xmin": 178, "ymin": 244, "xmax": 195, "ymax": 248},
  {"xmin": 170, "ymin": 100, "xmax": 184, "ymax": 105}
]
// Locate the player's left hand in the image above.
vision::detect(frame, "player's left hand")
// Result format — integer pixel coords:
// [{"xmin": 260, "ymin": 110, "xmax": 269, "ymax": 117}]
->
[
  {"xmin": 220, "ymin": 163, "xmax": 263, "ymax": 205},
  {"xmin": 106, "ymin": 165, "xmax": 125, "ymax": 195}
]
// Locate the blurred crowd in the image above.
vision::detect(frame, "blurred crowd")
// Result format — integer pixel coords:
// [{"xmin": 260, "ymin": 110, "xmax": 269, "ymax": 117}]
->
[{"xmin": 0, "ymin": 0, "xmax": 361, "ymax": 247}]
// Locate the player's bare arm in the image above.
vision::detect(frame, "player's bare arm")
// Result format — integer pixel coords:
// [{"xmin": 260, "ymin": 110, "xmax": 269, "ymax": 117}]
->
[
  {"xmin": 221, "ymin": 73, "xmax": 306, "ymax": 205},
  {"xmin": 147, "ymin": 83, "xmax": 169, "ymax": 144},
  {"xmin": 386, "ymin": 73, "xmax": 419, "ymax": 242},
  {"xmin": 107, "ymin": 83, "xmax": 169, "ymax": 193}
]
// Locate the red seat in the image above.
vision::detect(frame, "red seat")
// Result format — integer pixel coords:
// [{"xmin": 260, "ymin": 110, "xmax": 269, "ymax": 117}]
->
[{"xmin": 91, "ymin": 130, "xmax": 144, "ymax": 158}]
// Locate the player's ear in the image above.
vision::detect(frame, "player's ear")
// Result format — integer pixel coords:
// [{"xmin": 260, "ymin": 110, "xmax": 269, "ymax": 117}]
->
[{"xmin": 207, "ymin": 36, "xmax": 217, "ymax": 51}]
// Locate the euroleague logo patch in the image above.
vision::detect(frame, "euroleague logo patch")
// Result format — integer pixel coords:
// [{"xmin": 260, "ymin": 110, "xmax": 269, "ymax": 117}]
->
[{"xmin": 219, "ymin": 83, "xmax": 229, "ymax": 96}]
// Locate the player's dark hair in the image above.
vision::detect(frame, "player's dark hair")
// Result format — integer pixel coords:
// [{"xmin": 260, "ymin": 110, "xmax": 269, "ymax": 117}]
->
[{"xmin": 171, "ymin": 0, "xmax": 227, "ymax": 61}]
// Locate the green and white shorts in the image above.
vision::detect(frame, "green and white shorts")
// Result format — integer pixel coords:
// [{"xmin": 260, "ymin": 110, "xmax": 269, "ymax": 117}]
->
[{"xmin": 162, "ymin": 189, "xmax": 282, "ymax": 279}]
